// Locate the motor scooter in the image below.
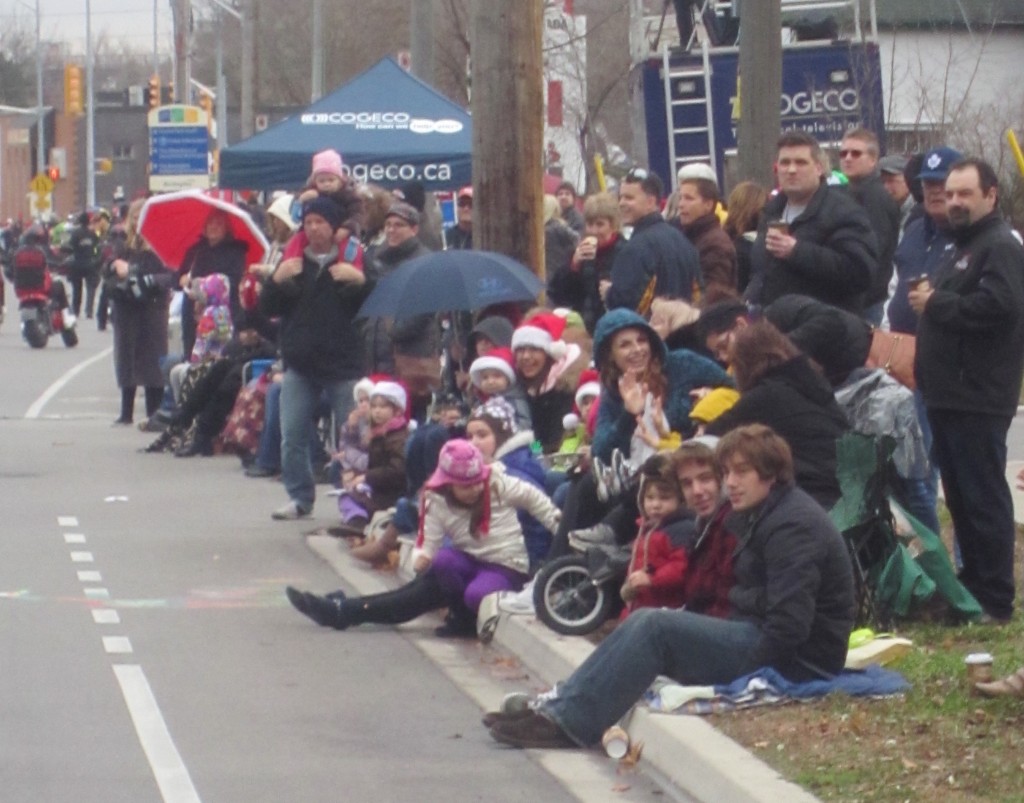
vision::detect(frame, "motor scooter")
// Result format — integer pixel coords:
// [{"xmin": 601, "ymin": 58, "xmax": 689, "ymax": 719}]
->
[{"xmin": 12, "ymin": 243, "xmax": 77, "ymax": 349}]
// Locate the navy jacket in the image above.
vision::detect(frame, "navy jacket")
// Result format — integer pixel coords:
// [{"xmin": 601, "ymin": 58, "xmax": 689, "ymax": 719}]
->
[
  {"xmin": 887, "ymin": 214, "xmax": 954, "ymax": 335},
  {"xmin": 606, "ymin": 213, "xmax": 701, "ymax": 310}
]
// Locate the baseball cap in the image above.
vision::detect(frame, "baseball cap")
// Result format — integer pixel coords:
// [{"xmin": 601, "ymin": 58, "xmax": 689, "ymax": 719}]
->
[
  {"xmin": 879, "ymin": 154, "xmax": 908, "ymax": 175},
  {"xmin": 917, "ymin": 147, "xmax": 963, "ymax": 181}
]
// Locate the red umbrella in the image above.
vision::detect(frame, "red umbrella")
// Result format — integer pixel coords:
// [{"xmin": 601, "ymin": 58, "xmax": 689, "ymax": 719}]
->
[{"xmin": 137, "ymin": 189, "xmax": 269, "ymax": 270}]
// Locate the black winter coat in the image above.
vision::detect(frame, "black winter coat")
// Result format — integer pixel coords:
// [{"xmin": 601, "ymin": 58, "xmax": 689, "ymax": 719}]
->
[
  {"xmin": 764, "ymin": 294, "xmax": 872, "ymax": 388},
  {"xmin": 706, "ymin": 355, "xmax": 848, "ymax": 509},
  {"xmin": 180, "ymin": 237, "xmax": 248, "ymax": 358},
  {"xmin": 728, "ymin": 484, "xmax": 855, "ymax": 681},
  {"xmin": 747, "ymin": 183, "xmax": 878, "ymax": 314},
  {"xmin": 606, "ymin": 213, "xmax": 701, "ymax": 310},
  {"xmin": 547, "ymin": 233, "xmax": 625, "ymax": 333},
  {"xmin": 843, "ymin": 173, "xmax": 900, "ymax": 307},
  {"xmin": 260, "ymin": 248, "xmax": 371, "ymax": 382},
  {"xmin": 915, "ymin": 212, "xmax": 1024, "ymax": 417}
]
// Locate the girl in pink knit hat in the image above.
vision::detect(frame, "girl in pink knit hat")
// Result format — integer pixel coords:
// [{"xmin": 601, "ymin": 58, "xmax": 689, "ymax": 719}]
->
[{"xmin": 285, "ymin": 439, "xmax": 561, "ymax": 637}]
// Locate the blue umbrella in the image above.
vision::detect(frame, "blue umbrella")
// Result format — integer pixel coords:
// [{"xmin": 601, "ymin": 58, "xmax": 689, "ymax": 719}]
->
[{"xmin": 358, "ymin": 250, "xmax": 543, "ymax": 319}]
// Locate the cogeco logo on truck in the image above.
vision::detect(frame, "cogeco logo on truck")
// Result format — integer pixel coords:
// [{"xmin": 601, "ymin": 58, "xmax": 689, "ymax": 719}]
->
[{"xmin": 780, "ymin": 88, "xmax": 860, "ymax": 117}]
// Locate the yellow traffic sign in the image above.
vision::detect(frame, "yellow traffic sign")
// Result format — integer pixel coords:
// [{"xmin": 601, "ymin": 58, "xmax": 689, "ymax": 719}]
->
[
  {"xmin": 30, "ymin": 173, "xmax": 54, "ymax": 195},
  {"xmin": 27, "ymin": 190, "xmax": 52, "ymax": 217}
]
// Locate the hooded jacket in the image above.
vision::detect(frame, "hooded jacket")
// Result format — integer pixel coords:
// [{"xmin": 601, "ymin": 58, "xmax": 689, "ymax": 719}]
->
[
  {"xmin": 591, "ymin": 309, "xmax": 732, "ymax": 462},
  {"xmin": 495, "ymin": 429, "xmax": 551, "ymax": 570},
  {"xmin": 915, "ymin": 211, "xmax": 1024, "ymax": 416},
  {"xmin": 728, "ymin": 483, "xmax": 855, "ymax": 681},
  {"xmin": 706, "ymin": 355, "xmax": 848, "ymax": 510},
  {"xmin": 623, "ymin": 506, "xmax": 697, "ymax": 615}
]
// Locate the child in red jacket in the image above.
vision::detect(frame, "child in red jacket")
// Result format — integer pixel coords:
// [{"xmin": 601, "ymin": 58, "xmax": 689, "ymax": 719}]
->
[{"xmin": 620, "ymin": 453, "xmax": 696, "ymax": 615}]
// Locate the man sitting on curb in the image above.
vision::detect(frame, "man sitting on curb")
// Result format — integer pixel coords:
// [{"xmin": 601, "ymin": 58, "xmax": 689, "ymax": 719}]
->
[{"xmin": 486, "ymin": 424, "xmax": 855, "ymax": 749}]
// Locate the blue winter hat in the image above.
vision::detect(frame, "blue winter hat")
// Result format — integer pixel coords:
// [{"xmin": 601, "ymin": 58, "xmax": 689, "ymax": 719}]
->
[
  {"xmin": 916, "ymin": 147, "xmax": 963, "ymax": 182},
  {"xmin": 592, "ymin": 308, "xmax": 667, "ymax": 368},
  {"xmin": 301, "ymin": 196, "xmax": 344, "ymax": 230}
]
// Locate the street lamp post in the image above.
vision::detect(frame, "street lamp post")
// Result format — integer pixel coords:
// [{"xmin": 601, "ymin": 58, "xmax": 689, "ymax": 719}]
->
[
  {"xmin": 86, "ymin": 0, "xmax": 96, "ymax": 207},
  {"xmin": 35, "ymin": 0, "xmax": 44, "ymax": 179}
]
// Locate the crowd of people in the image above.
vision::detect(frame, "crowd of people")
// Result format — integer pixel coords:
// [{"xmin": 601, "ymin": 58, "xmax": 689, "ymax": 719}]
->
[{"xmin": 12, "ymin": 128, "xmax": 1022, "ymax": 747}]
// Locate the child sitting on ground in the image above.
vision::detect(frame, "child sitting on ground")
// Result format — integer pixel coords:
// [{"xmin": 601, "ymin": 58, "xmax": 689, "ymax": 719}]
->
[
  {"xmin": 335, "ymin": 378, "xmax": 410, "ymax": 535},
  {"xmin": 467, "ymin": 346, "xmax": 532, "ymax": 432},
  {"xmin": 331, "ymin": 377, "xmax": 373, "ymax": 490},
  {"xmin": 620, "ymin": 453, "xmax": 696, "ymax": 616},
  {"xmin": 286, "ymin": 439, "xmax": 561, "ymax": 638}
]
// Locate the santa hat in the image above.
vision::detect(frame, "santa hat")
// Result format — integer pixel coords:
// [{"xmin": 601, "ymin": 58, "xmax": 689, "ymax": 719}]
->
[
  {"xmin": 574, "ymin": 368, "xmax": 601, "ymax": 409},
  {"xmin": 311, "ymin": 148, "xmax": 344, "ymax": 179},
  {"xmin": 512, "ymin": 312, "xmax": 568, "ymax": 359},
  {"xmin": 469, "ymin": 347, "xmax": 516, "ymax": 388},
  {"xmin": 562, "ymin": 412, "xmax": 580, "ymax": 432},
  {"xmin": 370, "ymin": 378, "xmax": 408, "ymax": 415},
  {"xmin": 353, "ymin": 377, "xmax": 374, "ymax": 403}
]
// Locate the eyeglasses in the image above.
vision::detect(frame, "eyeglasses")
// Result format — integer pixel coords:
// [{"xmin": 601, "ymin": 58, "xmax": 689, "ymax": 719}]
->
[
  {"xmin": 839, "ymin": 149, "xmax": 865, "ymax": 159},
  {"xmin": 457, "ymin": 198, "xmax": 473, "ymax": 207},
  {"xmin": 625, "ymin": 167, "xmax": 650, "ymax": 181}
]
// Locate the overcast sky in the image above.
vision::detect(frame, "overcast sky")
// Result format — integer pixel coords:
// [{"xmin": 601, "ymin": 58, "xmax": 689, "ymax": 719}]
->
[{"xmin": 0, "ymin": 0, "xmax": 176, "ymax": 54}]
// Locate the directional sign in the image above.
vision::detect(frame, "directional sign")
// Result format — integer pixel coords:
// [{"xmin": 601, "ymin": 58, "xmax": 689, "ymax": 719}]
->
[
  {"xmin": 30, "ymin": 173, "xmax": 54, "ymax": 195},
  {"xmin": 148, "ymin": 104, "xmax": 211, "ymax": 192}
]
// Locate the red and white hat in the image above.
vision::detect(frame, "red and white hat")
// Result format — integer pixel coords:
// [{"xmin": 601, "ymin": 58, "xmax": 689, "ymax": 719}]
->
[
  {"xmin": 370, "ymin": 378, "xmax": 408, "ymax": 415},
  {"xmin": 512, "ymin": 312, "xmax": 568, "ymax": 359},
  {"xmin": 469, "ymin": 346, "xmax": 516, "ymax": 388},
  {"xmin": 575, "ymin": 368, "xmax": 601, "ymax": 409}
]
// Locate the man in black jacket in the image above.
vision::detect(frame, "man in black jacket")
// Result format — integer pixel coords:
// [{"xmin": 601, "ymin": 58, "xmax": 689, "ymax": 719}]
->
[
  {"xmin": 746, "ymin": 131, "xmax": 878, "ymax": 315},
  {"xmin": 605, "ymin": 167, "xmax": 701, "ymax": 311},
  {"xmin": 911, "ymin": 158, "xmax": 1024, "ymax": 623},
  {"xmin": 839, "ymin": 128, "xmax": 901, "ymax": 324},
  {"xmin": 486, "ymin": 424, "xmax": 854, "ymax": 749},
  {"xmin": 261, "ymin": 197, "xmax": 372, "ymax": 520}
]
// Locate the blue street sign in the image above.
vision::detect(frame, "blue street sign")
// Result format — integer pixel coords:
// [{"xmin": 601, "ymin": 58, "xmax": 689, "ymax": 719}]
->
[{"xmin": 150, "ymin": 126, "xmax": 210, "ymax": 175}]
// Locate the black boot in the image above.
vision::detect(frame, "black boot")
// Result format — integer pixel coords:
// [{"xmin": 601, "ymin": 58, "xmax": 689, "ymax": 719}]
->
[
  {"xmin": 286, "ymin": 587, "xmax": 353, "ymax": 630},
  {"xmin": 175, "ymin": 431, "xmax": 213, "ymax": 457},
  {"xmin": 435, "ymin": 601, "xmax": 478, "ymax": 639}
]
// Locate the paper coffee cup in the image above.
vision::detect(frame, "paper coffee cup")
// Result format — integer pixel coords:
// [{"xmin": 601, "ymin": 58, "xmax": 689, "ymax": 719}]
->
[
  {"xmin": 602, "ymin": 725, "xmax": 630, "ymax": 759},
  {"xmin": 965, "ymin": 652, "xmax": 994, "ymax": 684}
]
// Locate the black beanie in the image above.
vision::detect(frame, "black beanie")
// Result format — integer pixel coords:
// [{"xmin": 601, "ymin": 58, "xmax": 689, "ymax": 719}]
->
[{"xmin": 302, "ymin": 196, "xmax": 344, "ymax": 230}]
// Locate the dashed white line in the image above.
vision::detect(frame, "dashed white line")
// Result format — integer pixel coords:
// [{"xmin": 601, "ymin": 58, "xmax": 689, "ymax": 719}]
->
[
  {"xmin": 77, "ymin": 570, "xmax": 102, "ymax": 582},
  {"xmin": 103, "ymin": 636, "xmax": 133, "ymax": 654},
  {"xmin": 92, "ymin": 609, "xmax": 121, "ymax": 624},
  {"xmin": 113, "ymin": 664, "xmax": 202, "ymax": 803},
  {"xmin": 57, "ymin": 516, "xmax": 79, "ymax": 527},
  {"xmin": 70, "ymin": 551, "xmax": 94, "ymax": 563},
  {"xmin": 84, "ymin": 587, "xmax": 110, "ymax": 599},
  {"xmin": 64, "ymin": 533, "xmax": 87, "ymax": 544}
]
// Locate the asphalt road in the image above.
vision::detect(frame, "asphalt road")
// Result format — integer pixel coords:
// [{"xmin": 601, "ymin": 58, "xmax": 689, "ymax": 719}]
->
[{"xmin": 0, "ymin": 314, "xmax": 675, "ymax": 803}]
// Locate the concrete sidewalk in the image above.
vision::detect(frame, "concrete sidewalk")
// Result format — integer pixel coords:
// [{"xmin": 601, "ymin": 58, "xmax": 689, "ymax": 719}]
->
[{"xmin": 306, "ymin": 534, "xmax": 820, "ymax": 803}]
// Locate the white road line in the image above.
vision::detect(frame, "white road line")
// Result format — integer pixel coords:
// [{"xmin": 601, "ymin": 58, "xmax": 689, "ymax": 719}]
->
[
  {"xmin": 103, "ymin": 636, "xmax": 133, "ymax": 654},
  {"xmin": 113, "ymin": 664, "xmax": 201, "ymax": 803},
  {"xmin": 92, "ymin": 609, "xmax": 121, "ymax": 624},
  {"xmin": 85, "ymin": 587, "xmax": 110, "ymax": 599},
  {"xmin": 70, "ymin": 551, "xmax": 94, "ymax": 563},
  {"xmin": 77, "ymin": 570, "xmax": 102, "ymax": 582},
  {"xmin": 26, "ymin": 347, "xmax": 113, "ymax": 419},
  {"xmin": 64, "ymin": 533, "xmax": 87, "ymax": 544},
  {"xmin": 57, "ymin": 516, "xmax": 79, "ymax": 527}
]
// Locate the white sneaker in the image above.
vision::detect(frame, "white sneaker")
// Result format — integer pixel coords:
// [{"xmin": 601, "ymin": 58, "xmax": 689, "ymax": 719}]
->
[
  {"xmin": 271, "ymin": 501, "xmax": 311, "ymax": 520},
  {"xmin": 497, "ymin": 579, "xmax": 536, "ymax": 615},
  {"xmin": 568, "ymin": 522, "xmax": 615, "ymax": 551},
  {"xmin": 62, "ymin": 309, "xmax": 77, "ymax": 330}
]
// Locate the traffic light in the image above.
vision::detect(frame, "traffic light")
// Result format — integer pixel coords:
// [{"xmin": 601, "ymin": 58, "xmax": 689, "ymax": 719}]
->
[
  {"xmin": 148, "ymin": 74, "xmax": 161, "ymax": 110},
  {"xmin": 48, "ymin": 165, "xmax": 60, "ymax": 182},
  {"xmin": 64, "ymin": 64, "xmax": 83, "ymax": 116},
  {"xmin": 163, "ymin": 80, "xmax": 174, "ymax": 104}
]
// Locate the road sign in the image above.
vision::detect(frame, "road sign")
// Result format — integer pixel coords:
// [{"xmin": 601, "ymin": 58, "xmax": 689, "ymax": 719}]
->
[
  {"xmin": 30, "ymin": 173, "xmax": 54, "ymax": 195},
  {"xmin": 28, "ymin": 190, "xmax": 52, "ymax": 217},
  {"xmin": 148, "ymin": 104, "xmax": 211, "ymax": 192}
]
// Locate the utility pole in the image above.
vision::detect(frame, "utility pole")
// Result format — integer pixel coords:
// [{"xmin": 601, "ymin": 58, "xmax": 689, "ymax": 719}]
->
[
  {"xmin": 171, "ymin": 0, "xmax": 191, "ymax": 104},
  {"xmin": 240, "ymin": 0, "xmax": 254, "ymax": 138},
  {"xmin": 736, "ymin": 0, "xmax": 781, "ymax": 187},
  {"xmin": 85, "ymin": 0, "xmax": 96, "ymax": 207},
  {"xmin": 410, "ymin": 0, "xmax": 434, "ymax": 83},
  {"xmin": 34, "ymin": 0, "xmax": 44, "ymax": 178},
  {"xmin": 470, "ymin": 0, "xmax": 544, "ymax": 279},
  {"xmin": 311, "ymin": 0, "xmax": 323, "ymax": 101}
]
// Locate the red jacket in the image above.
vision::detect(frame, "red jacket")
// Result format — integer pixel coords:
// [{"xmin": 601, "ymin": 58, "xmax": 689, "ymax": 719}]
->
[
  {"xmin": 680, "ymin": 502, "xmax": 738, "ymax": 619},
  {"xmin": 623, "ymin": 509, "xmax": 696, "ymax": 615}
]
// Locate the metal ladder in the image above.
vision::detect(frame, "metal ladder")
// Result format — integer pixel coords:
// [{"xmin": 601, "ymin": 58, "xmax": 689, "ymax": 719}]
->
[{"xmin": 661, "ymin": 37, "xmax": 717, "ymax": 189}]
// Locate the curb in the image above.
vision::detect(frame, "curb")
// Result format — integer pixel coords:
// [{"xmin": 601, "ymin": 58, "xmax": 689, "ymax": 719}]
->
[{"xmin": 307, "ymin": 535, "xmax": 820, "ymax": 803}]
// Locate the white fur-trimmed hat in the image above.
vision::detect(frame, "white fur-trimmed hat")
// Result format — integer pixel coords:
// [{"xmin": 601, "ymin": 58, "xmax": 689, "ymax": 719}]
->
[
  {"xmin": 371, "ymin": 379, "xmax": 407, "ymax": 415},
  {"xmin": 469, "ymin": 347, "xmax": 516, "ymax": 388},
  {"xmin": 353, "ymin": 377, "xmax": 374, "ymax": 403},
  {"xmin": 512, "ymin": 312, "xmax": 568, "ymax": 359}
]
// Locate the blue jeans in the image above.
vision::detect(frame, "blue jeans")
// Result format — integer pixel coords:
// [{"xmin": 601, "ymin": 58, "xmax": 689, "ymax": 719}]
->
[
  {"xmin": 542, "ymin": 608, "xmax": 761, "ymax": 746},
  {"xmin": 280, "ymin": 370, "xmax": 356, "ymax": 512},
  {"xmin": 928, "ymin": 409, "xmax": 1015, "ymax": 619}
]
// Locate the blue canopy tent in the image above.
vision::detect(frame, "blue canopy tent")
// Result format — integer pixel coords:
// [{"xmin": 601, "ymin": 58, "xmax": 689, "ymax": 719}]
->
[{"xmin": 219, "ymin": 57, "xmax": 472, "ymax": 191}]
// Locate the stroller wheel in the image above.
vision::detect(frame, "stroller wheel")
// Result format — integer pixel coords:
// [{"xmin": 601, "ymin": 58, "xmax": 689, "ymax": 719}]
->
[{"xmin": 533, "ymin": 554, "xmax": 616, "ymax": 636}]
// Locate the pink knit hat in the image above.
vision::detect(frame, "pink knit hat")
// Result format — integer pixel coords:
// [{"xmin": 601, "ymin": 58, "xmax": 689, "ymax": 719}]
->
[
  {"xmin": 424, "ymin": 440, "xmax": 491, "ymax": 490},
  {"xmin": 469, "ymin": 346, "xmax": 516, "ymax": 388},
  {"xmin": 311, "ymin": 148, "xmax": 344, "ymax": 179}
]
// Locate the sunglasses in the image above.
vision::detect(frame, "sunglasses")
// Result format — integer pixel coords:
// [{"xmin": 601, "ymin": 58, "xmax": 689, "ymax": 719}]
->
[
  {"xmin": 457, "ymin": 198, "xmax": 473, "ymax": 207},
  {"xmin": 839, "ymin": 149, "xmax": 865, "ymax": 158},
  {"xmin": 625, "ymin": 167, "xmax": 650, "ymax": 181}
]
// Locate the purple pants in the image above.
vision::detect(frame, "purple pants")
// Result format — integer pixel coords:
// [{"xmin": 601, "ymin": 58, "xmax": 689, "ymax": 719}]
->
[{"xmin": 430, "ymin": 547, "xmax": 527, "ymax": 613}]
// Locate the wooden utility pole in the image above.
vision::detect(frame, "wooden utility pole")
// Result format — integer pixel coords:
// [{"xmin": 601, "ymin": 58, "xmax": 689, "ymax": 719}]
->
[
  {"xmin": 470, "ymin": 0, "xmax": 545, "ymax": 280},
  {"xmin": 410, "ymin": 0, "xmax": 435, "ymax": 84},
  {"xmin": 737, "ymin": 0, "xmax": 782, "ymax": 187}
]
